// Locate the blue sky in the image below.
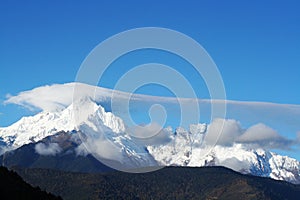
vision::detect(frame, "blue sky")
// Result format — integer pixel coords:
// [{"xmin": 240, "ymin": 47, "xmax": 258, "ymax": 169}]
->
[
  {"xmin": 1, "ymin": 1, "xmax": 300, "ymax": 157},
  {"xmin": 1, "ymin": 0, "xmax": 300, "ymax": 104}
]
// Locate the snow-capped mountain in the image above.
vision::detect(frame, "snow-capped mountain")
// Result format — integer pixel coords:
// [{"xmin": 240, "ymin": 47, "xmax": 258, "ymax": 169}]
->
[
  {"xmin": 0, "ymin": 98, "xmax": 156, "ymax": 171},
  {"xmin": 0, "ymin": 98, "xmax": 299, "ymax": 183},
  {"xmin": 0, "ymin": 107, "xmax": 75, "ymax": 149},
  {"xmin": 147, "ymin": 127, "xmax": 300, "ymax": 184},
  {"xmin": 0, "ymin": 97, "xmax": 124, "ymax": 149}
]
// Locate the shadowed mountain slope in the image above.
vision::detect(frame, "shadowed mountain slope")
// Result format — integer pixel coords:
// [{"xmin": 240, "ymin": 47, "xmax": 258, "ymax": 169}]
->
[{"xmin": 0, "ymin": 166, "xmax": 61, "ymax": 200}]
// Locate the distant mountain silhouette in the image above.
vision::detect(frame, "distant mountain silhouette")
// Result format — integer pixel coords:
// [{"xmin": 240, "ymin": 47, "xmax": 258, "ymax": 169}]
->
[
  {"xmin": 0, "ymin": 166, "xmax": 61, "ymax": 200},
  {"xmin": 14, "ymin": 166, "xmax": 300, "ymax": 200}
]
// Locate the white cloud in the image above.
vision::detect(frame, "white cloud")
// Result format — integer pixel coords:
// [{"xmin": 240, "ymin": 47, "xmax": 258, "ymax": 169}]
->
[
  {"xmin": 4, "ymin": 82, "xmax": 300, "ymax": 126},
  {"xmin": 79, "ymin": 123, "xmax": 123, "ymax": 162},
  {"xmin": 238, "ymin": 123, "xmax": 280, "ymax": 142},
  {"xmin": 127, "ymin": 123, "xmax": 172, "ymax": 146},
  {"xmin": 236, "ymin": 123, "xmax": 293, "ymax": 149},
  {"xmin": 4, "ymin": 82, "xmax": 300, "ymax": 151},
  {"xmin": 202, "ymin": 119, "xmax": 297, "ymax": 150},
  {"xmin": 35, "ymin": 142, "xmax": 62, "ymax": 156},
  {"xmin": 204, "ymin": 118, "xmax": 242, "ymax": 146},
  {"xmin": 217, "ymin": 157, "xmax": 251, "ymax": 172},
  {"xmin": 86, "ymin": 138, "xmax": 123, "ymax": 161},
  {"xmin": 75, "ymin": 143, "xmax": 89, "ymax": 157},
  {"xmin": 5, "ymin": 83, "xmax": 74, "ymax": 111},
  {"xmin": 4, "ymin": 82, "xmax": 300, "ymax": 125},
  {"xmin": 128, "ymin": 123, "xmax": 163, "ymax": 138}
]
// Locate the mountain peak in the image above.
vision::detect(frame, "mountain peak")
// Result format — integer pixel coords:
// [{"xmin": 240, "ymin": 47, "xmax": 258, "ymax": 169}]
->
[
  {"xmin": 0, "ymin": 98, "xmax": 125, "ymax": 150},
  {"xmin": 1, "ymin": 100, "xmax": 300, "ymax": 183}
]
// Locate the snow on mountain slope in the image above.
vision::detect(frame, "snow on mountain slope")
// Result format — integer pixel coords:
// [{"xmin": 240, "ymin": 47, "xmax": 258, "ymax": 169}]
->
[
  {"xmin": 0, "ymin": 108, "xmax": 74, "ymax": 149},
  {"xmin": 147, "ymin": 127, "xmax": 300, "ymax": 184},
  {"xmin": 0, "ymin": 98, "xmax": 124, "ymax": 150},
  {"xmin": 0, "ymin": 97, "xmax": 299, "ymax": 182},
  {"xmin": 0, "ymin": 98, "xmax": 156, "ymax": 170},
  {"xmin": 73, "ymin": 98, "xmax": 157, "ymax": 171}
]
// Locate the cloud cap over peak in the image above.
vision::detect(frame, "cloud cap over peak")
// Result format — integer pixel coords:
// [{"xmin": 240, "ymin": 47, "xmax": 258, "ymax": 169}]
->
[{"xmin": 3, "ymin": 82, "xmax": 300, "ymax": 151}]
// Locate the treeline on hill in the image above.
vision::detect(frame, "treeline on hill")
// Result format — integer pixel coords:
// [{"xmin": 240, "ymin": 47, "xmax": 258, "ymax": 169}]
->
[
  {"xmin": 13, "ymin": 166, "xmax": 300, "ymax": 200},
  {"xmin": 0, "ymin": 166, "xmax": 61, "ymax": 200}
]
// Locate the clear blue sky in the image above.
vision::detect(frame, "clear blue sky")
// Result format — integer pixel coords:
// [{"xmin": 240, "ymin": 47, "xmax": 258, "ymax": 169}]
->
[{"xmin": 1, "ymin": 0, "xmax": 300, "ymax": 125}]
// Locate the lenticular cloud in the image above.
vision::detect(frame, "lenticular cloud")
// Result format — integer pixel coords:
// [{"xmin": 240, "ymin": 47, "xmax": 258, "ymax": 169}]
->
[{"xmin": 4, "ymin": 82, "xmax": 300, "ymax": 141}]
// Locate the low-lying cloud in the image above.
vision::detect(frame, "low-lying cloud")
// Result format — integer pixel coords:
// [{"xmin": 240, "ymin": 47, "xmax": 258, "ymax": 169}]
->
[
  {"xmin": 35, "ymin": 142, "xmax": 62, "ymax": 156},
  {"xmin": 205, "ymin": 118, "xmax": 242, "ymax": 146},
  {"xmin": 75, "ymin": 143, "xmax": 89, "ymax": 157},
  {"xmin": 237, "ymin": 123, "xmax": 293, "ymax": 149},
  {"xmin": 217, "ymin": 157, "xmax": 251, "ymax": 172},
  {"xmin": 79, "ymin": 123, "xmax": 123, "ymax": 162},
  {"xmin": 203, "ymin": 118, "xmax": 298, "ymax": 150},
  {"xmin": 127, "ymin": 123, "xmax": 172, "ymax": 146}
]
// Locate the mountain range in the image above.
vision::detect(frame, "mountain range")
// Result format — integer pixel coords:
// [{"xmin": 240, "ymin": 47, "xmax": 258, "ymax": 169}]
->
[{"xmin": 0, "ymin": 97, "xmax": 299, "ymax": 184}]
